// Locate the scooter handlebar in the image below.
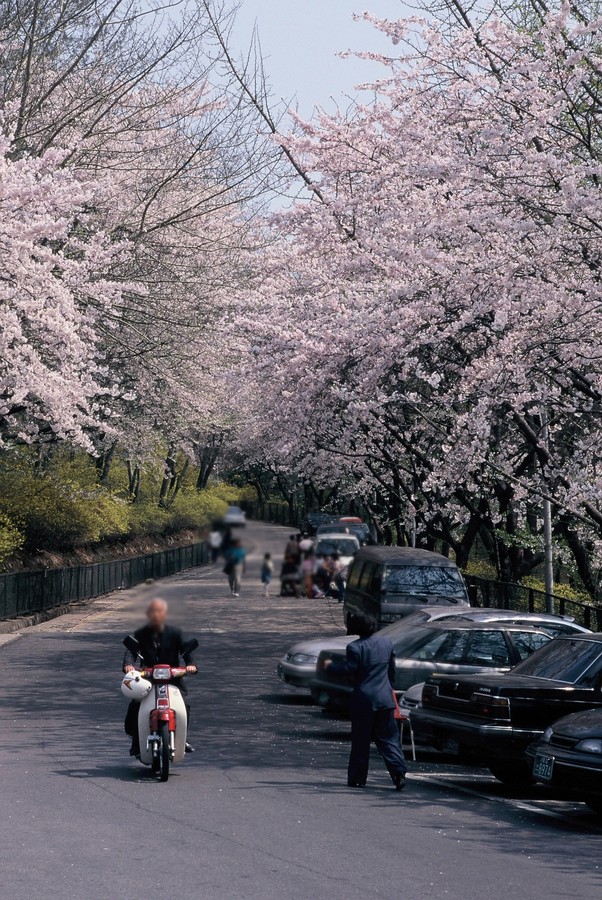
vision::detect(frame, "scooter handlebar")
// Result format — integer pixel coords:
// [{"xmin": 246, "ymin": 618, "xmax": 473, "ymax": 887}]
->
[{"xmin": 139, "ymin": 666, "xmax": 197, "ymax": 679}]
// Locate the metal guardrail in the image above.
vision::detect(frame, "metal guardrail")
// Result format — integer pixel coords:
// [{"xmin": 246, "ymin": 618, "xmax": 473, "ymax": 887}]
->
[
  {"xmin": 0, "ymin": 541, "xmax": 209, "ymax": 621},
  {"xmin": 462, "ymin": 575, "xmax": 602, "ymax": 630},
  {"xmin": 241, "ymin": 499, "xmax": 301, "ymax": 527}
]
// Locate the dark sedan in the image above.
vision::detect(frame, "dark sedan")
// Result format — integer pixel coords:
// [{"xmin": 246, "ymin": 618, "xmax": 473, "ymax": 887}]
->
[
  {"xmin": 299, "ymin": 512, "xmax": 335, "ymax": 535},
  {"xmin": 310, "ymin": 620, "xmax": 551, "ymax": 712},
  {"xmin": 412, "ymin": 633, "xmax": 602, "ymax": 787},
  {"xmin": 528, "ymin": 708, "xmax": 602, "ymax": 814}
]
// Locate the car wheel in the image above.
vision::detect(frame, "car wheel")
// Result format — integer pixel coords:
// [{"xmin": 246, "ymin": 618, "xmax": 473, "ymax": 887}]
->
[{"xmin": 488, "ymin": 761, "xmax": 534, "ymax": 788}]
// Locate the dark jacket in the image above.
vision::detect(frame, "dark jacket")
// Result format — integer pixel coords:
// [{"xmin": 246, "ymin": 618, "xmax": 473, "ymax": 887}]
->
[
  {"xmin": 123, "ymin": 624, "xmax": 196, "ymax": 671},
  {"xmin": 339, "ymin": 633, "xmax": 397, "ymax": 715}
]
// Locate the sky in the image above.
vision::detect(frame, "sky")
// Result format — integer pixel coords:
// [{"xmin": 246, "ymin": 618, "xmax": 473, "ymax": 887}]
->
[{"xmin": 234, "ymin": 0, "xmax": 406, "ymax": 117}]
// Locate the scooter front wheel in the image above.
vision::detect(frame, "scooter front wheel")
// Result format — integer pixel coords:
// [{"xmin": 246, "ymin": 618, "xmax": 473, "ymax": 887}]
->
[{"xmin": 159, "ymin": 721, "xmax": 170, "ymax": 782}]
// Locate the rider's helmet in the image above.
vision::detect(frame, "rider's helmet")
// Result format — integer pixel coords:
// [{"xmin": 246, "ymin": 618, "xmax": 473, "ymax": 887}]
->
[{"xmin": 121, "ymin": 670, "xmax": 152, "ymax": 700}]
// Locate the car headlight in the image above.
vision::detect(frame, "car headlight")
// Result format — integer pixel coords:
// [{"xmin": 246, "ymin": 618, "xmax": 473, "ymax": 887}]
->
[
  {"xmin": 291, "ymin": 653, "xmax": 319, "ymax": 665},
  {"xmin": 575, "ymin": 739, "xmax": 602, "ymax": 754},
  {"xmin": 542, "ymin": 727, "xmax": 554, "ymax": 743}
]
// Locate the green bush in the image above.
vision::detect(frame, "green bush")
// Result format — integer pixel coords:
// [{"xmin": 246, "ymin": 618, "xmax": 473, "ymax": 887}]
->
[
  {"xmin": 0, "ymin": 445, "xmax": 243, "ymax": 559},
  {"xmin": 0, "ymin": 448, "xmax": 129, "ymax": 550},
  {"xmin": 0, "ymin": 513, "xmax": 24, "ymax": 564}
]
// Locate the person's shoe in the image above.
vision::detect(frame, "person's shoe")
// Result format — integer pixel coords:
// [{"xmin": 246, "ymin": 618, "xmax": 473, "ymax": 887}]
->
[
  {"xmin": 347, "ymin": 781, "xmax": 366, "ymax": 788},
  {"xmin": 394, "ymin": 774, "xmax": 406, "ymax": 792},
  {"xmin": 233, "ymin": 592, "xmax": 240, "ymax": 597},
  {"xmin": 185, "ymin": 742, "xmax": 195, "ymax": 753},
  {"xmin": 129, "ymin": 741, "xmax": 140, "ymax": 758}
]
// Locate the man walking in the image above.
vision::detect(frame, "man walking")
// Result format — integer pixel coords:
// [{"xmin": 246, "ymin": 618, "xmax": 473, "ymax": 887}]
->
[
  {"xmin": 326, "ymin": 612, "xmax": 407, "ymax": 790},
  {"xmin": 224, "ymin": 538, "xmax": 246, "ymax": 597}
]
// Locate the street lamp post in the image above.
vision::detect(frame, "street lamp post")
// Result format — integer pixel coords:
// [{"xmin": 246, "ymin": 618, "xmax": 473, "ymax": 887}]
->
[{"xmin": 541, "ymin": 407, "xmax": 554, "ymax": 614}]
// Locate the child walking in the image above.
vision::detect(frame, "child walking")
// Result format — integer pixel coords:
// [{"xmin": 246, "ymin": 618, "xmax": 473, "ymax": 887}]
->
[{"xmin": 261, "ymin": 552, "xmax": 274, "ymax": 597}]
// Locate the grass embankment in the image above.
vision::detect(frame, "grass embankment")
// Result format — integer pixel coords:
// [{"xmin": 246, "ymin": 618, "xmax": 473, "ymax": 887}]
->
[{"xmin": 0, "ymin": 446, "xmax": 246, "ymax": 572}]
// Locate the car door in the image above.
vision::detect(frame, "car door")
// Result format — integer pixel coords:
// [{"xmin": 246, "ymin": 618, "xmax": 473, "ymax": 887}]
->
[{"xmin": 395, "ymin": 629, "xmax": 471, "ymax": 689}]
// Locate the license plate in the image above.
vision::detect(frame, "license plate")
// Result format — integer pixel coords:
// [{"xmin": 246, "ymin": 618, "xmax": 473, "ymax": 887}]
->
[{"xmin": 533, "ymin": 754, "xmax": 554, "ymax": 781}]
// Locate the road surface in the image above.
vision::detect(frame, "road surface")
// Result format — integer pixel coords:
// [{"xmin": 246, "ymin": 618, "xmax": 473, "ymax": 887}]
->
[{"xmin": 0, "ymin": 520, "xmax": 600, "ymax": 900}]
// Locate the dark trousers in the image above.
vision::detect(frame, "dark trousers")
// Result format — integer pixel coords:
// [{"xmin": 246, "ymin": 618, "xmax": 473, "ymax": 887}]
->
[{"xmin": 348, "ymin": 707, "xmax": 407, "ymax": 786}]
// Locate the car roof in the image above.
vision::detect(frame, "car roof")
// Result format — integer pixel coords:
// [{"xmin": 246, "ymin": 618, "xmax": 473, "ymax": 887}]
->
[
  {"xmin": 389, "ymin": 620, "xmax": 551, "ymax": 634},
  {"xmin": 466, "ymin": 609, "xmax": 588, "ymax": 627},
  {"xmin": 353, "ymin": 546, "xmax": 460, "ymax": 567},
  {"xmin": 316, "ymin": 533, "xmax": 359, "ymax": 541},
  {"xmin": 553, "ymin": 632, "xmax": 602, "ymax": 642}
]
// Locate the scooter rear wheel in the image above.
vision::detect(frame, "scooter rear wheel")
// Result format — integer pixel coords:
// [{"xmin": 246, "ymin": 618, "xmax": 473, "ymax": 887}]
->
[{"xmin": 159, "ymin": 722, "xmax": 170, "ymax": 782}]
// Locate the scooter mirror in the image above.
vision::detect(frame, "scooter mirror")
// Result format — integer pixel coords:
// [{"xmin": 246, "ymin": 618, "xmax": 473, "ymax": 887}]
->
[
  {"xmin": 181, "ymin": 637, "xmax": 199, "ymax": 655},
  {"xmin": 123, "ymin": 634, "xmax": 143, "ymax": 660}
]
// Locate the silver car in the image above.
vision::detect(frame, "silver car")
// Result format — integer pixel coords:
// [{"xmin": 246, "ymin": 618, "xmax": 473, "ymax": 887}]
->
[
  {"xmin": 311, "ymin": 620, "xmax": 553, "ymax": 710},
  {"xmin": 277, "ymin": 607, "xmax": 586, "ymax": 692},
  {"xmin": 223, "ymin": 505, "xmax": 246, "ymax": 526},
  {"xmin": 277, "ymin": 635, "xmax": 358, "ymax": 688}
]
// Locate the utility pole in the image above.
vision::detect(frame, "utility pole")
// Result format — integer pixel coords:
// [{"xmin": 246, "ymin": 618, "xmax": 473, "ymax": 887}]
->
[{"xmin": 541, "ymin": 407, "xmax": 554, "ymax": 614}]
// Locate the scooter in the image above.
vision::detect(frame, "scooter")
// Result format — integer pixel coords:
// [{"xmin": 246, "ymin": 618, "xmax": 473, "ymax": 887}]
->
[{"xmin": 122, "ymin": 635, "xmax": 198, "ymax": 782}]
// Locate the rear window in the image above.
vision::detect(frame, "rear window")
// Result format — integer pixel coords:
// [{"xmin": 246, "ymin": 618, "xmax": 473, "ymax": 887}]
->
[
  {"xmin": 383, "ymin": 565, "xmax": 466, "ymax": 599},
  {"xmin": 512, "ymin": 638, "xmax": 602, "ymax": 683},
  {"xmin": 316, "ymin": 538, "xmax": 359, "ymax": 557}
]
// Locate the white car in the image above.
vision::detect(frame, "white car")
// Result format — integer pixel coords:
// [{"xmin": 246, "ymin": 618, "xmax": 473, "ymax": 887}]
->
[
  {"xmin": 223, "ymin": 505, "xmax": 246, "ymax": 526},
  {"xmin": 314, "ymin": 533, "xmax": 360, "ymax": 569}
]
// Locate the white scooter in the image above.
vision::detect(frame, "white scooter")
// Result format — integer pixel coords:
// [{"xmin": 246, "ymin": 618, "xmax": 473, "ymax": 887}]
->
[{"xmin": 122, "ymin": 635, "xmax": 198, "ymax": 782}]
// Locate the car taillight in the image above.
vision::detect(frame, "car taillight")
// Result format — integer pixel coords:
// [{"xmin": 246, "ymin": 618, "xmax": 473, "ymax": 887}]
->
[
  {"xmin": 470, "ymin": 693, "xmax": 510, "ymax": 719},
  {"xmin": 422, "ymin": 684, "xmax": 439, "ymax": 705}
]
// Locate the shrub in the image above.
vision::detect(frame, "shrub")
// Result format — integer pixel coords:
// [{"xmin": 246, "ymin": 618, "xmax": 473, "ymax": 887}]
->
[
  {"xmin": 0, "ymin": 448, "xmax": 129, "ymax": 549},
  {"xmin": 0, "ymin": 514, "xmax": 24, "ymax": 565}
]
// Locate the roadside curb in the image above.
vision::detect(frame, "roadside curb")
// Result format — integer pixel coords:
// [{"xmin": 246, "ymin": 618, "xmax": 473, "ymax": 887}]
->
[
  {"xmin": 0, "ymin": 599, "xmax": 95, "ymax": 635},
  {"xmin": 0, "ymin": 632, "xmax": 22, "ymax": 649}
]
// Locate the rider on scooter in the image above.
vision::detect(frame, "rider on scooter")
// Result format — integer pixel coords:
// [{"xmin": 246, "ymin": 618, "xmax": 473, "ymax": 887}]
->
[{"xmin": 122, "ymin": 597, "xmax": 197, "ymax": 757}]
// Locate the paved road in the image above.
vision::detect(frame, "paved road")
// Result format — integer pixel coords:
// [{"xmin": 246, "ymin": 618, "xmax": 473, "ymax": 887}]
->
[{"xmin": 1, "ymin": 520, "xmax": 600, "ymax": 900}]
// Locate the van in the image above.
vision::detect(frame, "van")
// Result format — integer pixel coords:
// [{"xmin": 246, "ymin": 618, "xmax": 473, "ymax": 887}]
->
[{"xmin": 344, "ymin": 547, "xmax": 469, "ymax": 628}]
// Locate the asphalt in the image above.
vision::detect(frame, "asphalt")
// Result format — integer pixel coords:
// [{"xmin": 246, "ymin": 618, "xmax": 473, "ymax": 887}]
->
[{"xmin": 0, "ymin": 520, "xmax": 600, "ymax": 900}]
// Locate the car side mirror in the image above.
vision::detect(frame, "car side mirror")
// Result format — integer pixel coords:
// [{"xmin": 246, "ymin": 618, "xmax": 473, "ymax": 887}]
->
[{"xmin": 123, "ymin": 635, "xmax": 143, "ymax": 661}]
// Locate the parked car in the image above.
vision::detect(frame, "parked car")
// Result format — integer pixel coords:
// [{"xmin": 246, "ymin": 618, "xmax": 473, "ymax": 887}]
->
[
  {"xmin": 344, "ymin": 547, "xmax": 469, "ymax": 628},
  {"xmin": 276, "ymin": 607, "xmax": 587, "ymax": 695},
  {"xmin": 310, "ymin": 620, "xmax": 551, "ymax": 712},
  {"xmin": 277, "ymin": 635, "xmax": 357, "ymax": 688},
  {"xmin": 299, "ymin": 512, "xmax": 335, "ymax": 536},
  {"xmin": 412, "ymin": 633, "xmax": 602, "ymax": 786},
  {"xmin": 402, "ymin": 606, "xmax": 590, "ymax": 638},
  {"xmin": 314, "ymin": 534, "xmax": 360, "ymax": 569},
  {"xmin": 527, "ymin": 708, "xmax": 602, "ymax": 814},
  {"xmin": 336, "ymin": 517, "xmax": 373, "ymax": 544},
  {"xmin": 316, "ymin": 524, "xmax": 354, "ymax": 537},
  {"xmin": 223, "ymin": 505, "xmax": 246, "ymax": 526}
]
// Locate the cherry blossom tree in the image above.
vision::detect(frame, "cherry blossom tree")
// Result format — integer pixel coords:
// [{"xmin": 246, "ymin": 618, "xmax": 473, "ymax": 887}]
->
[
  {"xmin": 236, "ymin": 0, "xmax": 602, "ymax": 592},
  {"xmin": 0, "ymin": 129, "xmax": 139, "ymax": 447}
]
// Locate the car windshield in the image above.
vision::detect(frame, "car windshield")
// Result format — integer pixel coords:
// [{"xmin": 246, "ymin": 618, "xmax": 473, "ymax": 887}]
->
[
  {"xmin": 512, "ymin": 638, "xmax": 602, "ymax": 683},
  {"xmin": 346, "ymin": 524, "xmax": 370, "ymax": 538},
  {"xmin": 383, "ymin": 565, "xmax": 465, "ymax": 598},
  {"xmin": 316, "ymin": 539, "xmax": 358, "ymax": 556}
]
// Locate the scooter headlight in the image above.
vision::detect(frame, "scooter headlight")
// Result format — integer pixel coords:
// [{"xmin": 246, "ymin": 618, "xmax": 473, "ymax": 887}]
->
[{"xmin": 152, "ymin": 666, "xmax": 172, "ymax": 680}]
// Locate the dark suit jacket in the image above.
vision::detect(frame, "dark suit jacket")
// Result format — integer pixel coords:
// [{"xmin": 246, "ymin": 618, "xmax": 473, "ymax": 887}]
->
[
  {"xmin": 123, "ymin": 624, "xmax": 196, "ymax": 671},
  {"xmin": 340, "ymin": 633, "xmax": 397, "ymax": 715}
]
